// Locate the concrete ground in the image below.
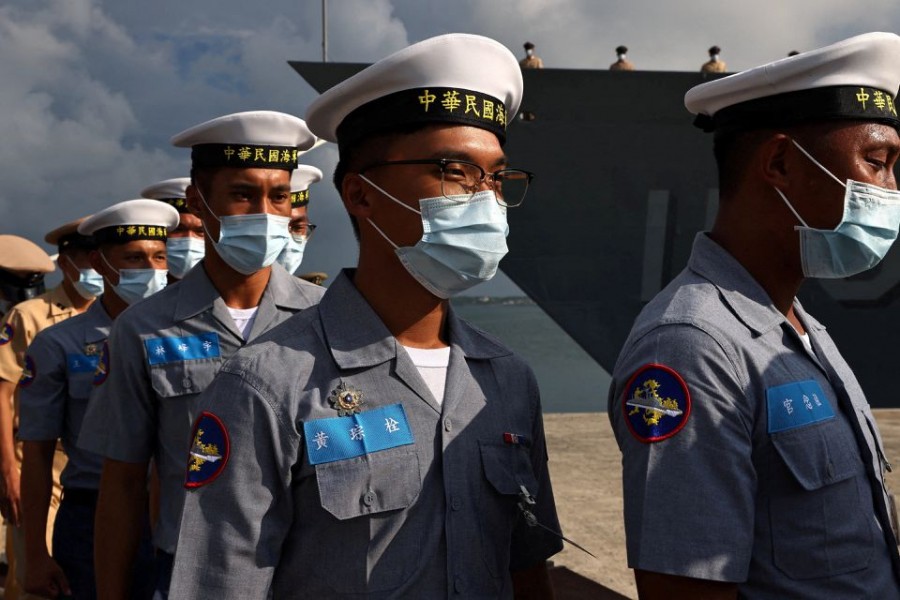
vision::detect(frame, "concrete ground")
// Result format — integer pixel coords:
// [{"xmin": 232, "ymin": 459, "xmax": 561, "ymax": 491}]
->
[{"xmin": 543, "ymin": 409, "xmax": 900, "ymax": 600}]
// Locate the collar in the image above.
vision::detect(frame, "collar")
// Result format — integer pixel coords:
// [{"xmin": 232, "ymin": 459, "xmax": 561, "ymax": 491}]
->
[
  {"xmin": 172, "ymin": 261, "xmax": 312, "ymax": 322},
  {"xmin": 688, "ymin": 233, "xmax": 795, "ymax": 335},
  {"xmin": 47, "ymin": 284, "xmax": 77, "ymax": 317},
  {"xmin": 82, "ymin": 299, "xmax": 113, "ymax": 344},
  {"xmin": 319, "ymin": 269, "xmax": 511, "ymax": 370}
]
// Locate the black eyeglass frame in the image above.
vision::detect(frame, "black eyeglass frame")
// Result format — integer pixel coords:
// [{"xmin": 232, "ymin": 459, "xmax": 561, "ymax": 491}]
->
[
  {"xmin": 357, "ymin": 158, "xmax": 534, "ymax": 207},
  {"xmin": 289, "ymin": 222, "xmax": 317, "ymax": 242}
]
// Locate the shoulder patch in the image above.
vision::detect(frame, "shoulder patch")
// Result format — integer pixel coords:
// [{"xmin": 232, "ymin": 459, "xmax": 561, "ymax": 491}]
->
[
  {"xmin": 18, "ymin": 355, "xmax": 36, "ymax": 388},
  {"xmin": 93, "ymin": 341, "xmax": 110, "ymax": 386},
  {"xmin": 0, "ymin": 323, "xmax": 13, "ymax": 346},
  {"xmin": 185, "ymin": 412, "xmax": 230, "ymax": 489},
  {"xmin": 622, "ymin": 363, "xmax": 691, "ymax": 443}
]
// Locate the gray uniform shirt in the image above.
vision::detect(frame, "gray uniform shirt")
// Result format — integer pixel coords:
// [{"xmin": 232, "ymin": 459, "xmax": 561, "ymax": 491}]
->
[
  {"xmin": 18, "ymin": 300, "xmax": 111, "ymax": 490},
  {"xmin": 170, "ymin": 270, "xmax": 562, "ymax": 599},
  {"xmin": 609, "ymin": 233, "xmax": 900, "ymax": 599},
  {"xmin": 77, "ymin": 263, "xmax": 324, "ymax": 553}
]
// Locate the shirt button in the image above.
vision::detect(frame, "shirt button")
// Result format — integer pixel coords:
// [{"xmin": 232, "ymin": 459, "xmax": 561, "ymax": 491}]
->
[
  {"xmin": 362, "ymin": 491, "xmax": 376, "ymax": 507},
  {"xmin": 454, "ymin": 575, "xmax": 465, "ymax": 593},
  {"xmin": 443, "ymin": 418, "xmax": 452, "ymax": 432},
  {"xmin": 450, "ymin": 496, "xmax": 461, "ymax": 511},
  {"xmin": 182, "ymin": 377, "xmax": 193, "ymax": 390}
]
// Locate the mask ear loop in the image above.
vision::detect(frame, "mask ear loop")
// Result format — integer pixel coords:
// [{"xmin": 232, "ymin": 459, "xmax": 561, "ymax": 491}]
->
[
  {"xmin": 791, "ymin": 139, "xmax": 847, "ymax": 188},
  {"xmin": 773, "ymin": 187, "xmax": 810, "ymax": 228},
  {"xmin": 194, "ymin": 188, "xmax": 223, "ymax": 243},
  {"xmin": 358, "ymin": 174, "xmax": 421, "ymax": 215}
]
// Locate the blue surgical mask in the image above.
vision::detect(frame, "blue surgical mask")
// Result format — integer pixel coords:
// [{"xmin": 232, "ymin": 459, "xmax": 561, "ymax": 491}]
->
[
  {"xmin": 276, "ymin": 234, "xmax": 307, "ymax": 274},
  {"xmin": 166, "ymin": 237, "xmax": 205, "ymax": 279},
  {"xmin": 360, "ymin": 175, "xmax": 509, "ymax": 298},
  {"xmin": 198, "ymin": 190, "xmax": 290, "ymax": 275},
  {"xmin": 101, "ymin": 253, "xmax": 167, "ymax": 305},
  {"xmin": 64, "ymin": 256, "xmax": 103, "ymax": 300},
  {"xmin": 774, "ymin": 140, "xmax": 900, "ymax": 279}
]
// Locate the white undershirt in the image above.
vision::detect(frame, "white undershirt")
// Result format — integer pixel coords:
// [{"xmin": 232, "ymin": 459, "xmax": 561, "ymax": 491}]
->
[
  {"xmin": 799, "ymin": 332, "xmax": 815, "ymax": 357},
  {"xmin": 227, "ymin": 306, "xmax": 259, "ymax": 339},
  {"xmin": 402, "ymin": 345, "xmax": 451, "ymax": 405}
]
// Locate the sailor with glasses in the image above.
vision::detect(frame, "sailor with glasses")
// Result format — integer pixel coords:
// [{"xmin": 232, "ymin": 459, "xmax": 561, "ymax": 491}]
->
[{"xmin": 171, "ymin": 33, "xmax": 562, "ymax": 599}]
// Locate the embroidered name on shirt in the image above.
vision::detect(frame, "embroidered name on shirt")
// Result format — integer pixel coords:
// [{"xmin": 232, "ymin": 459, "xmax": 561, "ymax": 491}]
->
[
  {"xmin": 144, "ymin": 333, "xmax": 221, "ymax": 366},
  {"xmin": 303, "ymin": 404, "xmax": 414, "ymax": 466},
  {"xmin": 766, "ymin": 379, "xmax": 835, "ymax": 434},
  {"xmin": 66, "ymin": 354, "xmax": 99, "ymax": 374}
]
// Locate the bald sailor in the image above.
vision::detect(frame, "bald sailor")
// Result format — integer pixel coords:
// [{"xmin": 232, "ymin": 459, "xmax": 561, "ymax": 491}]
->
[
  {"xmin": 275, "ymin": 165, "xmax": 323, "ymax": 274},
  {"xmin": 0, "ymin": 226, "xmax": 92, "ymax": 600},
  {"xmin": 610, "ymin": 32, "xmax": 900, "ymax": 599},
  {"xmin": 171, "ymin": 33, "xmax": 561, "ymax": 599},
  {"xmin": 20, "ymin": 199, "xmax": 177, "ymax": 600},
  {"xmin": 78, "ymin": 110, "xmax": 324, "ymax": 599},
  {"xmin": 142, "ymin": 178, "xmax": 205, "ymax": 283}
]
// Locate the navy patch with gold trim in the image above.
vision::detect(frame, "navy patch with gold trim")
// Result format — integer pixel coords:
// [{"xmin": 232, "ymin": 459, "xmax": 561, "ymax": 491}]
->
[
  {"xmin": 93, "ymin": 342, "xmax": 110, "ymax": 386},
  {"xmin": 19, "ymin": 355, "xmax": 36, "ymax": 388},
  {"xmin": 622, "ymin": 363, "xmax": 691, "ymax": 443},
  {"xmin": 0, "ymin": 323, "xmax": 13, "ymax": 346},
  {"xmin": 185, "ymin": 412, "xmax": 230, "ymax": 489}
]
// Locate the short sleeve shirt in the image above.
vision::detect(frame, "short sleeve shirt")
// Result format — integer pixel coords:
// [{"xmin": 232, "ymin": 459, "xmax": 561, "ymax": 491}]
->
[
  {"xmin": 169, "ymin": 270, "xmax": 563, "ymax": 599},
  {"xmin": 77, "ymin": 263, "xmax": 324, "ymax": 553},
  {"xmin": 18, "ymin": 300, "xmax": 111, "ymax": 490},
  {"xmin": 609, "ymin": 234, "xmax": 900, "ymax": 598}
]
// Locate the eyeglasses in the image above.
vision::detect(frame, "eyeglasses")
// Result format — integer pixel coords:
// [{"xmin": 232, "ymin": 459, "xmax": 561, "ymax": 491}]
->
[
  {"xmin": 289, "ymin": 222, "xmax": 317, "ymax": 242},
  {"xmin": 358, "ymin": 158, "xmax": 534, "ymax": 207}
]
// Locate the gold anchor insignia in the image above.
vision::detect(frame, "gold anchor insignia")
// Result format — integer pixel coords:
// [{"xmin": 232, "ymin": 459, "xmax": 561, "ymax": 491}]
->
[
  {"xmin": 626, "ymin": 378, "xmax": 683, "ymax": 426},
  {"xmin": 328, "ymin": 381, "xmax": 365, "ymax": 416}
]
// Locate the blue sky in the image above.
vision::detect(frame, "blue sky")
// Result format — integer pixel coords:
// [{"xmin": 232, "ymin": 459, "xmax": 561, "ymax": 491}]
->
[{"xmin": 3, "ymin": 0, "xmax": 899, "ymax": 294}]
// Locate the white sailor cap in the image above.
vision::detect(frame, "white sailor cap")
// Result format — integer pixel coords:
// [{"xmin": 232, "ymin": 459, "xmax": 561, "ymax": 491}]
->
[
  {"xmin": 171, "ymin": 110, "xmax": 316, "ymax": 171},
  {"xmin": 305, "ymin": 33, "xmax": 523, "ymax": 150},
  {"xmin": 44, "ymin": 217, "xmax": 96, "ymax": 251},
  {"xmin": 290, "ymin": 165, "xmax": 323, "ymax": 208},
  {"xmin": 686, "ymin": 32, "xmax": 900, "ymax": 133},
  {"xmin": 78, "ymin": 199, "xmax": 180, "ymax": 245},
  {"xmin": 141, "ymin": 177, "xmax": 192, "ymax": 213}
]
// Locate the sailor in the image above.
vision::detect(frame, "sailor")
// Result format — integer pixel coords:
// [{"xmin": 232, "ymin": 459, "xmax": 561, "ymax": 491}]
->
[
  {"xmin": 700, "ymin": 45, "xmax": 726, "ymax": 73},
  {"xmin": 76, "ymin": 110, "xmax": 323, "ymax": 600},
  {"xmin": 141, "ymin": 178, "xmax": 206, "ymax": 283},
  {"xmin": 170, "ymin": 33, "xmax": 562, "ymax": 599},
  {"xmin": 274, "ymin": 164, "xmax": 322, "ymax": 274},
  {"xmin": 0, "ymin": 227, "xmax": 92, "ymax": 600},
  {"xmin": 19, "ymin": 199, "xmax": 178, "ymax": 600},
  {"xmin": 520, "ymin": 41, "xmax": 544, "ymax": 69},
  {"xmin": 609, "ymin": 45, "xmax": 635, "ymax": 71},
  {"xmin": 609, "ymin": 32, "xmax": 900, "ymax": 598}
]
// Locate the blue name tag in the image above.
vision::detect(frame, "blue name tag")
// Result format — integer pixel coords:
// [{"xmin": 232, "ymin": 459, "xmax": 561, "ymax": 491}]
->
[
  {"xmin": 767, "ymin": 379, "xmax": 835, "ymax": 434},
  {"xmin": 66, "ymin": 354, "xmax": 99, "ymax": 374},
  {"xmin": 303, "ymin": 404, "xmax": 414, "ymax": 465},
  {"xmin": 145, "ymin": 333, "xmax": 221, "ymax": 366}
]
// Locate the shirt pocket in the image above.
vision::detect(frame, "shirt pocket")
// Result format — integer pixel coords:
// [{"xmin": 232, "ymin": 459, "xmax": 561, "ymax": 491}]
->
[
  {"xmin": 315, "ymin": 446, "xmax": 421, "ymax": 520},
  {"xmin": 310, "ymin": 447, "xmax": 422, "ymax": 594},
  {"xmin": 148, "ymin": 358, "xmax": 221, "ymax": 398},
  {"xmin": 770, "ymin": 419, "xmax": 873, "ymax": 580},
  {"xmin": 478, "ymin": 441, "xmax": 540, "ymax": 578},
  {"xmin": 66, "ymin": 372, "xmax": 95, "ymax": 401}
]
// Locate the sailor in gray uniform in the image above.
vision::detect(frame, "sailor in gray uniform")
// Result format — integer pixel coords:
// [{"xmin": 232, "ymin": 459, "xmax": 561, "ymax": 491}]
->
[
  {"xmin": 77, "ymin": 111, "xmax": 322, "ymax": 599},
  {"xmin": 170, "ymin": 34, "xmax": 562, "ymax": 599},
  {"xmin": 19, "ymin": 199, "xmax": 178, "ymax": 599},
  {"xmin": 609, "ymin": 33, "xmax": 900, "ymax": 599}
]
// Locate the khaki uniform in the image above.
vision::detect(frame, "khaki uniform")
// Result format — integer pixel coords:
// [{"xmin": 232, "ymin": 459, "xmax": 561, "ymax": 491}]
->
[
  {"xmin": 701, "ymin": 59, "xmax": 727, "ymax": 73},
  {"xmin": 0, "ymin": 284, "xmax": 82, "ymax": 600},
  {"xmin": 610, "ymin": 59, "xmax": 635, "ymax": 71},
  {"xmin": 519, "ymin": 56, "xmax": 543, "ymax": 69}
]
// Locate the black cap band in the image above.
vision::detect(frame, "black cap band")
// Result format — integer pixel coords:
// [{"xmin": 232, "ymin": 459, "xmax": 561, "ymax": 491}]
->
[
  {"xmin": 156, "ymin": 197, "xmax": 190, "ymax": 213},
  {"xmin": 697, "ymin": 85, "xmax": 900, "ymax": 133},
  {"xmin": 291, "ymin": 190, "xmax": 310, "ymax": 208},
  {"xmin": 93, "ymin": 225, "xmax": 168, "ymax": 245},
  {"xmin": 191, "ymin": 144, "xmax": 299, "ymax": 170},
  {"xmin": 57, "ymin": 233, "xmax": 96, "ymax": 253},
  {"xmin": 337, "ymin": 87, "xmax": 509, "ymax": 152}
]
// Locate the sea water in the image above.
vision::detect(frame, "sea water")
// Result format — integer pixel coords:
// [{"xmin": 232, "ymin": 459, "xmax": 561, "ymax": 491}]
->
[{"xmin": 451, "ymin": 298, "xmax": 610, "ymax": 412}]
